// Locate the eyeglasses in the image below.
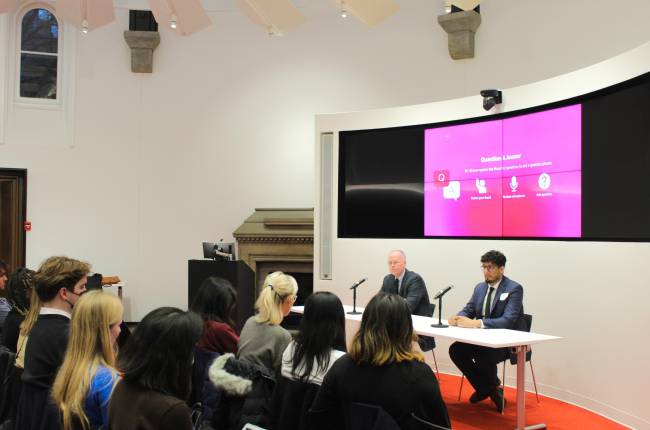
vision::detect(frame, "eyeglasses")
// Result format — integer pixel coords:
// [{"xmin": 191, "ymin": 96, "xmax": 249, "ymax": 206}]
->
[{"xmin": 480, "ymin": 264, "xmax": 497, "ymax": 272}]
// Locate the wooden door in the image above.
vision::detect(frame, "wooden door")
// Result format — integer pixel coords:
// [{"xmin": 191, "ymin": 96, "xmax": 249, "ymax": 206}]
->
[{"xmin": 0, "ymin": 168, "xmax": 27, "ymax": 274}]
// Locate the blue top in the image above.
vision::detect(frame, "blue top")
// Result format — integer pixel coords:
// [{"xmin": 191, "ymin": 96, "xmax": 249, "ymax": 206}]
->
[{"xmin": 85, "ymin": 364, "xmax": 118, "ymax": 429}]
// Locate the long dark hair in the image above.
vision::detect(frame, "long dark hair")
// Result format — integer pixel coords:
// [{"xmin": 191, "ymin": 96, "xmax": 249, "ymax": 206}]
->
[
  {"xmin": 117, "ymin": 307, "xmax": 203, "ymax": 400},
  {"xmin": 6, "ymin": 267, "xmax": 34, "ymax": 315},
  {"xmin": 190, "ymin": 277, "xmax": 237, "ymax": 328},
  {"xmin": 291, "ymin": 291, "xmax": 346, "ymax": 382},
  {"xmin": 349, "ymin": 292, "xmax": 423, "ymax": 365}
]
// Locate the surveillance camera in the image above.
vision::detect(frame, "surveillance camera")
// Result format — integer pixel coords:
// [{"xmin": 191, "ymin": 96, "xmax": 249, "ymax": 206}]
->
[{"xmin": 480, "ymin": 89, "xmax": 502, "ymax": 111}]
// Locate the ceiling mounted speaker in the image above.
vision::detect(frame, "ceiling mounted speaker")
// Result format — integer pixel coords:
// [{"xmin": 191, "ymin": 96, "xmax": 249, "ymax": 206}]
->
[
  {"xmin": 57, "ymin": 0, "xmax": 115, "ymax": 32},
  {"xmin": 451, "ymin": 0, "xmax": 482, "ymax": 11},
  {"xmin": 0, "ymin": 0, "xmax": 17, "ymax": 14},
  {"xmin": 334, "ymin": 0, "xmax": 399, "ymax": 26},
  {"xmin": 148, "ymin": 0, "xmax": 212, "ymax": 36},
  {"xmin": 237, "ymin": 0, "xmax": 305, "ymax": 34}
]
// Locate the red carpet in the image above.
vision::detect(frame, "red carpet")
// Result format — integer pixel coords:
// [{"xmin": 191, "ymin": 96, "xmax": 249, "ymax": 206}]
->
[{"xmin": 437, "ymin": 373, "xmax": 629, "ymax": 429}]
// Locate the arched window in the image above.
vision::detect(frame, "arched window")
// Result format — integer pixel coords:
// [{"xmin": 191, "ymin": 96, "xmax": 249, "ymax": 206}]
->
[{"xmin": 19, "ymin": 7, "xmax": 59, "ymax": 100}]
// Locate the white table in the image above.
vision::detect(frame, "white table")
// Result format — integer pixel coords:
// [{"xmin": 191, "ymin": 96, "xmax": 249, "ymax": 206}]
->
[{"xmin": 291, "ymin": 305, "xmax": 561, "ymax": 430}]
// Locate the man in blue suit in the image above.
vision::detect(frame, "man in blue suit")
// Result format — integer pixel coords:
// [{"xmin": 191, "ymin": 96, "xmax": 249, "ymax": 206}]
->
[
  {"xmin": 448, "ymin": 250, "xmax": 524, "ymax": 412},
  {"xmin": 380, "ymin": 250, "xmax": 436, "ymax": 352}
]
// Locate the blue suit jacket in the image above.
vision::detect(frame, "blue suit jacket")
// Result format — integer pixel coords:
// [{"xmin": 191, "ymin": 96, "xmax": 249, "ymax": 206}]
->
[
  {"xmin": 380, "ymin": 269, "xmax": 431, "ymax": 318},
  {"xmin": 458, "ymin": 276, "xmax": 525, "ymax": 330}
]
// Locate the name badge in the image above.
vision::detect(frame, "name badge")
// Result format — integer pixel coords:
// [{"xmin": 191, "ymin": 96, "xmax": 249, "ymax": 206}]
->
[{"xmin": 499, "ymin": 292, "xmax": 509, "ymax": 301}]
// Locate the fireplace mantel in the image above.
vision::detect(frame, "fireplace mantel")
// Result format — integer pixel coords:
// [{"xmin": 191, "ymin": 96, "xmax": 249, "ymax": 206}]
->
[{"xmin": 234, "ymin": 208, "xmax": 314, "ymax": 295}]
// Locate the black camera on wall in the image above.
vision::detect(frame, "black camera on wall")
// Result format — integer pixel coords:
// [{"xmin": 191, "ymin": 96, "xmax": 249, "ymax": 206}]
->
[{"xmin": 480, "ymin": 89, "xmax": 502, "ymax": 111}]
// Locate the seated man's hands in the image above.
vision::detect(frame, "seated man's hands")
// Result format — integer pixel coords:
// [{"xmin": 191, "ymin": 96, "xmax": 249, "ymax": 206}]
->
[
  {"xmin": 454, "ymin": 316, "xmax": 482, "ymax": 328},
  {"xmin": 448, "ymin": 315, "xmax": 460, "ymax": 326}
]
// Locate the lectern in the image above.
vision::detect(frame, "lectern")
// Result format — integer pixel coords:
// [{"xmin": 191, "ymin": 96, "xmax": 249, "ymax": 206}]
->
[{"xmin": 188, "ymin": 260, "xmax": 255, "ymax": 331}]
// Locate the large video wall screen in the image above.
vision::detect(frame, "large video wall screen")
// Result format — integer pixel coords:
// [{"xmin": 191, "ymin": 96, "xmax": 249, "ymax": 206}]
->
[{"xmin": 338, "ymin": 73, "xmax": 650, "ymax": 241}]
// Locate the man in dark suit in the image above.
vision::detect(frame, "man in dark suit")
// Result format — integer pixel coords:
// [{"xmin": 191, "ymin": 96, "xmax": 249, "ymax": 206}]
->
[
  {"xmin": 380, "ymin": 250, "xmax": 435, "ymax": 351},
  {"xmin": 448, "ymin": 250, "xmax": 524, "ymax": 412}
]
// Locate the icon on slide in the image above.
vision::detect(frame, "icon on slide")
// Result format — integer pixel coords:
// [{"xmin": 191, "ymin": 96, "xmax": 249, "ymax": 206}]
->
[
  {"xmin": 538, "ymin": 173, "xmax": 551, "ymax": 190},
  {"xmin": 433, "ymin": 170, "xmax": 449, "ymax": 186},
  {"xmin": 475, "ymin": 178, "xmax": 487, "ymax": 194},
  {"xmin": 509, "ymin": 176, "xmax": 519, "ymax": 192},
  {"xmin": 443, "ymin": 181, "xmax": 461, "ymax": 200}
]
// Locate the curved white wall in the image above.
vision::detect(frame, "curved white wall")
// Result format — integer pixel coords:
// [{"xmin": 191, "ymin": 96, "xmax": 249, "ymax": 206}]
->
[
  {"xmin": 0, "ymin": 3, "xmax": 649, "ymax": 426},
  {"xmin": 314, "ymin": 43, "xmax": 650, "ymax": 429}
]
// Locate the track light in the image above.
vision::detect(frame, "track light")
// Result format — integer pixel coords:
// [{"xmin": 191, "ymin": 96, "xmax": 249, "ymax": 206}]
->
[
  {"xmin": 340, "ymin": 1, "xmax": 348, "ymax": 18},
  {"xmin": 81, "ymin": 19, "xmax": 88, "ymax": 34},
  {"xmin": 169, "ymin": 13, "xmax": 177, "ymax": 29},
  {"xmin": 444, "ymin": 0, "xmax": 452, "ymax": 13}
]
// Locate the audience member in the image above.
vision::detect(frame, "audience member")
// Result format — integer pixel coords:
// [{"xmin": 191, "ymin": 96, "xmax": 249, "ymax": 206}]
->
[
  {"xmin": 310, "ymin": 292, "xmax": 451, "ymax": 429},
  {"xmin": 109, "ymin": 307, "xmax": 202, "ymax": 430},
  {"xmin": 15, "ymin": 256, "xmax": 90, "ymax": 430},
  {"xmin": 15, "ymin": 286, "xmax": 42, "ymax": 369},
  {"xmin": 448, "ymin": 250, "xmax": 524, "ymax": 412},
  {"xmin": 191, "ymin": 276, "xmax": 239, "ymax": 354},
  {"xmin": 1, "ymin": 267, "xmax": 34, "ymax": 352},
  {"xmin": 270, "ymin": 291, "xmax": 347, "ymax": 430},
  {"xmin": 52, "ymin": 291, "xmax": 123, "ymax": 430},
  {"xmin": 0, "ymin": 260, "xmax": 10, "ymax": 333},
  {"xmin": 237, "ymin": 271, "xmax": 297, "ymax": 373},
  {"xmin": 281, "ymin": 291, "xmax": 346, "ymax": 385}
]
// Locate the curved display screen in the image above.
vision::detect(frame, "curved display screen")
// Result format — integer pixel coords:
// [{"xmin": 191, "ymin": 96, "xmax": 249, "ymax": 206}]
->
[{"xmin": 338, "ymin": 72, "xmax": 650, "ymax": 241}]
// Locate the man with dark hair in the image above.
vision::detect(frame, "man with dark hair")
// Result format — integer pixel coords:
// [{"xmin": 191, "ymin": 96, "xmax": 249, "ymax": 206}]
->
[
  {"xmin": 448, "ymin": 250, "xmax": 524, "ymax": 412},
  {"xmin": 15, "ymin": 256, "xmax": 90, "ymax": 430},
  {"xmin": 380, "ymin": 250, "xmax": 435, "ymax": 351}
]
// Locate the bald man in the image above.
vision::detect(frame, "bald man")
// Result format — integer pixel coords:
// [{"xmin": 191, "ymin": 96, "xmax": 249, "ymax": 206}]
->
[{"xmin": 379, "ymin": 250, "xmax": 435, "ymax": 351}]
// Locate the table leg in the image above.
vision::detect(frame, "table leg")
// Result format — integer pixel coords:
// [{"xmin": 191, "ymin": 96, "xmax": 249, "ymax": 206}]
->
[
  {"xmin": 516, "ymin": 345, "xmax": 526, "ymax": 429},
  {"xmin": 515, "ymin": 345, "xmax": 546, "ymax": 430}
]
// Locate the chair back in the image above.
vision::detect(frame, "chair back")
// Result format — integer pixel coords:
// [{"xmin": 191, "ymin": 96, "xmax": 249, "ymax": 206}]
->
[
  {"xmin": 426, "ymin": 303, "xmax": 436, "ymax": 318},
  {"xmin": 344, "ymin": 402, "xmax": 401, "ymax": 430},
  {"xmin": 509, "ymin": 313, "xmax": 533, "ymax": 365},
  {"xmin": 269, "ymin": 376, "xmax": 319, "ymax": 430},
  {"xmin": 409, "ymin": 413, "xmax": 451, "ymax": 430}
]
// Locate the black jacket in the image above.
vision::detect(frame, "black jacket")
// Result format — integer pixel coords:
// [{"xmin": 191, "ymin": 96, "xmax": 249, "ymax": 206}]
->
[
  {"xmin": 208, "ymin": 353, "xmax": 275, "ymax": 430},
  {"xmin": 311, "ymin": 355, "xmax": 451, "ymax": 430}
]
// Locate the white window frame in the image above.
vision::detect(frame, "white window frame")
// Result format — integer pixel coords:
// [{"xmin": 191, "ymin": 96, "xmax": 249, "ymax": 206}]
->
[{"xmin": 14, "ymin": 2, "xmax": 63, "ymax": 108}]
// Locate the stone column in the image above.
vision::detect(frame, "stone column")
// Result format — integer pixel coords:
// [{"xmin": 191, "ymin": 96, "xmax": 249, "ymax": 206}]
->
[
  {"xmin": 123, "ymin": 31, "xmax": 160, "ymax": 73},
  {"xmin": 437, "ymin": 10, "xmax": 481, "ymax": 60}
]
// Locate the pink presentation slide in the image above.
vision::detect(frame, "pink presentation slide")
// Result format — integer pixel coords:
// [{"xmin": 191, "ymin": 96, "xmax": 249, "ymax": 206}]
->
[{"xmin": 424, "ymin": 104, "xmax": 582, "ymax": 238}]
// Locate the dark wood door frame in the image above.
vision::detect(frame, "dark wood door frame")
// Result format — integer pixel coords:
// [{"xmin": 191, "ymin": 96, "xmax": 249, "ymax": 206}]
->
[{"xmin": 0, "ymin": 168, "xmax": 27, "ymax": 272}]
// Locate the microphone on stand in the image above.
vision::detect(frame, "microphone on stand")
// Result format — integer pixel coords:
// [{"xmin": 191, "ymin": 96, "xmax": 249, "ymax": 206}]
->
[
  {"xmin": 433, "ymin": 285, "xmax": 453, "ymax": 300},
  {"xmin": 347, "ymin": 277, "xmax": 367, "ymax": 315},
  {"xmin": 431, "ymin": 284, "xmax": 454, "ymax": 328},
  {"xmin": 349, "ymin": 277, "xmax": 368, "ymax": 290}
]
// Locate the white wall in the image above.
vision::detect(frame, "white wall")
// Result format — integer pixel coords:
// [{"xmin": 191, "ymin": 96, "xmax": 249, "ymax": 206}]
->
[
  {"xmin": 314, "ymin": 42, "xmax": 650, "ymax": 429},
  {"xmin": 0, "ymin": 2, "xmax": 649, "ymax": 425}
]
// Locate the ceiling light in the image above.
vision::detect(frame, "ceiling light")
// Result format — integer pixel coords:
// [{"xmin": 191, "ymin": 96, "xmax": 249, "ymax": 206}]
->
[
  {"xmin": 81, "ymin": 19, "xmax": 88, "ymax": 34},
  {"xmin": 267, "ymin": 25, "xmax": 283, "ymax": 36},
  {"xmin": 341, "ymin": 2, "xmax": 348, "ymax": 18},
  {"xmin": 169, "ymin": 13, "xmax": 177, "ymax": 29}
]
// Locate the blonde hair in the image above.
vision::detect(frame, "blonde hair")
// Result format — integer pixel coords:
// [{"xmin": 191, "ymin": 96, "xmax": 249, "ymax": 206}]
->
[
  {"xmin": 52, "ymin": 291, "xmax": 123, "ymax": 430},
  {"xmin": 19, "ymin": 288, "xmax": 42, "ymax": 336},
  {"xmin": 255, "ymin": 271, "xmax": 298, "ymax": 325},
  {"xmin": 349, "ymin": 293, "xmax": 423, "ymax": 366}
]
